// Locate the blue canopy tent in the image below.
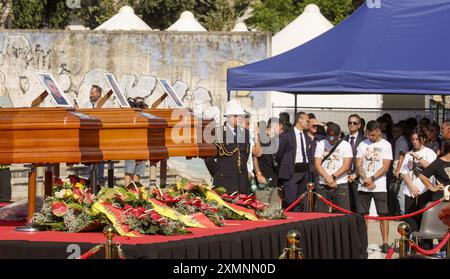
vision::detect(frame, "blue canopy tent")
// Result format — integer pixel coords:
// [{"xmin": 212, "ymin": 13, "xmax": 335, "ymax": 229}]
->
[{"xmin": 227, "ymin": 0, "xmax": 450, "ymax": 115}]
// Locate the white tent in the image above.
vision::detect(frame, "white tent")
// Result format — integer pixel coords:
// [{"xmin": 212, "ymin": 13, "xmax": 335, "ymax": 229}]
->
[
  {"xmin": 231, "ymin": 22, "xmax": 249, "ymax": 32},
  {"xmin": 270, "ymin": 4, "xmax": 382, "ymax": 113},
  {"xmin": 272, "ymin": 4, "xmax": 333, "ymax": 56},
  {"xmin": 95, "ymin": 6, "xmax": 152, "ymax": 31},
  {"xmin": 167, "ymin": 11, "xmax": 207, "ymax": 31}
]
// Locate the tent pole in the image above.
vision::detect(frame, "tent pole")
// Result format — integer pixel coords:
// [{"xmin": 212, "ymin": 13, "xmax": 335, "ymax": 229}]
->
[
  {"xmin": 294, "ymin": 92, "xmax": 298, "ymax": 117},
  {"xmin": 227, "ymin": 90, "xmax": 231, "ymax": 101}
]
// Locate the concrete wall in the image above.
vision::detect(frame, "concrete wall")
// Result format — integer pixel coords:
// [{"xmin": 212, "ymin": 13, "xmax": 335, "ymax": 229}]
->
[
  {"xmin": 0, "ymin": 30, "xmax": 270, "ymax": 122},
  {"xmin": 0, "ymin": 30, "xmax": 270, "ymax": 200}
]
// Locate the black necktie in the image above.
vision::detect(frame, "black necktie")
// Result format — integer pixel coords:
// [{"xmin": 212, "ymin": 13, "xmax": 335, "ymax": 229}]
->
[
  {"xmin": 350, "ymin": 136, "xmax": 356, "ymax": 170},
  {"xmin": 300, "ymin": 132, "xmax": 307, "ymax": 163},
  {"xmin": 350, "ymin": 136, "xmax": 356, "ymax": 152}
]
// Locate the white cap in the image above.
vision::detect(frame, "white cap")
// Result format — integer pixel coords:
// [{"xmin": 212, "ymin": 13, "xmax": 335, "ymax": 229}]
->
[{"xmin": 224, "ymin": 99, "xmax": 245, "ymax": 116}]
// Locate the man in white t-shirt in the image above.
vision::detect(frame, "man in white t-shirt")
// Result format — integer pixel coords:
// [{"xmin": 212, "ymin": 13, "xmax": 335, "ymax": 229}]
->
[
  {"xmin": 314, "ymin": 123, "xmax": 352, "ymax": 212},
  {"xmin": 356, "ymin": 120, "xmax": 393, "ymax": 253}
]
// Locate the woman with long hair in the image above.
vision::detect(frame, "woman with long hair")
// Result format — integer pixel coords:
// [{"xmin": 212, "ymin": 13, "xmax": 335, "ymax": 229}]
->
[{"xmin": 401, "ymin": 128, "xmax": 437, "ymax": 234}]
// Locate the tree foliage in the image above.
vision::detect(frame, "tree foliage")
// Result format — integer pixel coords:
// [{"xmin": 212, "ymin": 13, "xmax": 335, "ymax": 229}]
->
[
  {"xmin": 3, "ymin": 0, "xmax": 367, "ymax": 31},
  {"xmin": 11, "ymin": 0, "xmax": 46, "ymax": 29},
  {"xmin": 246, "ymin": 0, "xmax": 367, "ymax": 34}
]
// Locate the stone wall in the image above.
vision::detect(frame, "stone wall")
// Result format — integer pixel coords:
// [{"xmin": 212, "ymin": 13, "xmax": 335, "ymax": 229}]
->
[
  {"xmin": 0, "ymin": 29, "xmax": 270, "ymax": 200},
  {"xmin": 0, "ymin": 30, "xmax": 270, "ymax": 121}
]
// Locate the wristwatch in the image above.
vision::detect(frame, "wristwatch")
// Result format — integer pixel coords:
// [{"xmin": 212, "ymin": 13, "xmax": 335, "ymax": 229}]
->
[
  {"xmin": 370, "ymin": 175, "xmax": 376, "ymax": 182},
  {"xmin": 331, "ymin": 174, "xmax": 337, "ymax": 181}
]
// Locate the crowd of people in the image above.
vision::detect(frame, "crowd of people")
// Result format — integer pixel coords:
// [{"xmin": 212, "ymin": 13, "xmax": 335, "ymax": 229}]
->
[
  {"xmin": 1, "ymin": 97, "xmax": 449, "ymax": 254},
  {"xmin": 205, "ymin": 100, "xmax": 450, "ymax": 253}
]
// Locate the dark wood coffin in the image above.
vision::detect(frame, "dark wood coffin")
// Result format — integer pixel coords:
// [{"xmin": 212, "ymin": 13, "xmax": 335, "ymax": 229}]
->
[
  {"xmin": 0, "ymin": 107, "xmax": 102, "ymax": 164},
  {"xmin": 145, "ymin": 108, "xmax": 217, "ymax": 158},
  {"xmin": 77, "ymin": 108, "xmax": 168, "ymax": 161}
]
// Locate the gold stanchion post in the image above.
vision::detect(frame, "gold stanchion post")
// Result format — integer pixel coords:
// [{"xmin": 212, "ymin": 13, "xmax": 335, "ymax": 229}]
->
[
  {"xmin": 279, "ymin": 230, "xmax": 304, "ymax": 259},
  {"xmin": 103, "ymin": 225, "xmax": 117, "ymax": 259},
  {"xmin": 397, "ymin": 223, "xmax": 410, "ymax": 258},
  {"xmin": 307, "ymin": 182, "xmax": 315, "ymax": 212}
]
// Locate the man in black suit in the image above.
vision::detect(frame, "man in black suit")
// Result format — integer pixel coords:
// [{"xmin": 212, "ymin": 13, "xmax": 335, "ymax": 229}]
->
[
  {"xmin": 204, "ymin": 100, "xmax": 251, "ymax": 194},
  {"xmin": 344, "ymin": 114, "xmax": 365, "ymax": 212},
  {"xmin": 276, "ymin": 112, "xmax": 312, "ymax": 211}
]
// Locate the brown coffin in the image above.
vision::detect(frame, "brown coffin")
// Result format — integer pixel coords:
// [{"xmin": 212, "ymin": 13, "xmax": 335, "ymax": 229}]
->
[
  {"xmin": 77, "ymin": 108, "xmax": 168, "ymax": 161},
  {"xmin": 0, "ymin": 107, "xmax": 102, "ymax": 164},
  {"xmin": 145, "ymin": 108, "xmax": 217, "ymax": 158}
]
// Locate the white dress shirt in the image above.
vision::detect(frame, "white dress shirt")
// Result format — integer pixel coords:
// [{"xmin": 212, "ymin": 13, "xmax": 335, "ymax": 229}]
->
[{"xmin": 294, "ymin": 127, "xmax": 308, "ymax": 163}]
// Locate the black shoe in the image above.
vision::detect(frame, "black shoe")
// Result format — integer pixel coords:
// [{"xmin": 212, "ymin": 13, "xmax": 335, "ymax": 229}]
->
[{"xmin": 381, "ymin": 243, "xmax": 390, "ymax": 254}]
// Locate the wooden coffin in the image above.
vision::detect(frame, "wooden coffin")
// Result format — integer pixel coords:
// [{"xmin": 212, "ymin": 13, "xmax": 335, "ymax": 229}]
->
[
  {"xmin": 0, "ymin": 107, "xmax": 102, "ymax": 164},
  {"xmin": 145, "ymin": 108, "xmax": 217, "ymax": 158},
  {"xmin": 77, "ymin": 108, "xmax": 168, "ymax": 161}
]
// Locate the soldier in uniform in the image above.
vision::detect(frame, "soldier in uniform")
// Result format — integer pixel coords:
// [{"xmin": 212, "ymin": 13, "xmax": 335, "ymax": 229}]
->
[{"xmin": 204, "ymin": 100, "xmax": 251, "ymax": 194}]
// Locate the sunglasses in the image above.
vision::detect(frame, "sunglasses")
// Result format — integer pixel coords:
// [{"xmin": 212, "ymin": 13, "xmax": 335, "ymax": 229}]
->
[{"xmin": 348, "ymin": 121, "xmax": 359, "ymax": 126}]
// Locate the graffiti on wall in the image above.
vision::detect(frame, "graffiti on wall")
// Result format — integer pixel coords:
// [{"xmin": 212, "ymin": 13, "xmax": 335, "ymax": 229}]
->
[{"xmin": 0, "ymin": 31, "xmax": 268, "ymax": 123}]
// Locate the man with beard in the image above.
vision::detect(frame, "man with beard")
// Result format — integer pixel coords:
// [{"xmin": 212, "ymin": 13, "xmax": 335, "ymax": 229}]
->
[
  {"xmin": 80, "ymin": 85, "xmax": 113, "ymax": 109},
  {"xmin": 356, "ymin": 120, "xmax": 393, "ymax": 253}
]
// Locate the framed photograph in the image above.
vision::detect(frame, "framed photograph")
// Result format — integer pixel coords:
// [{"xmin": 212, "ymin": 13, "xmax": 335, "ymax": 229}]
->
[
  {"xmin": 157, "ymin": 78, "xmax": 183, "ymax": 108},
  {"xmin": 35, "ymin": 72, "xmax": 71, "ymax": 107},
  {"xmin": 104, "ymin": 73, "xmax": 131, "ymax": 108}
]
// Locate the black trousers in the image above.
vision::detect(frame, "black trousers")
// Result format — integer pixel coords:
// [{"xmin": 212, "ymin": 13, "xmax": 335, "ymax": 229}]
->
[
  {"xmin": 348, "ymin": 181, "xmax": 359, "ymax": 213},
  {"xmin": 280, "ymin": 170, "xmax": 309, "ymax": 212},
  {"xmin": 0, "ymin": 169, "xmax": 12, "ymax": 202},
  {"xmin": 405, "ymin": 191, "xmax": 433, "ymax": 250},
  {"xmin": 404, "ymin": 191, "xmax": 432, "ymax": 232}
]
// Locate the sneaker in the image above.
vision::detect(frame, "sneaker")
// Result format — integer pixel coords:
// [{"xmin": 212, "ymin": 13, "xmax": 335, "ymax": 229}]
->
[{"xmin": 381, "ymin": 243, "xmax": 390, "ymax": 254}]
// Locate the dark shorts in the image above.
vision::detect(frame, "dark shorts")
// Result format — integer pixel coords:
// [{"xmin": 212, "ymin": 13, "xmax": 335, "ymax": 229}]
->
[{"xmin": 357, "ymin": 191, "xmax": 389, "ymax": 216}]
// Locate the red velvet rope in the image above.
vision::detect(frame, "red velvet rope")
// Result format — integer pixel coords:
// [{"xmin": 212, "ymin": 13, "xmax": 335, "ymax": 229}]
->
[
  {"xmin": 409, "ymin": 233, "xmax": 450, "ymax": 256},
  {"xmin": 365, "ymin": 198, "xmax": 445, "ymax": 221},
  {"xmin": 284, "ymin": 193, "xmax": 306, "ymax": 213},
  {"xmin": 385, "ymin": 246, "xmax": 394, "ymax": 259},
  {"xmin": 77, "ymin": 244, "xmax": 104, "ymax": 260},
  {"xmin": 317, "ymin": 195, "xmax": 355, "ymax": 214},
  {"xmin": 316, "ymin": 193, "xmax": 445, "ymax": 221}
]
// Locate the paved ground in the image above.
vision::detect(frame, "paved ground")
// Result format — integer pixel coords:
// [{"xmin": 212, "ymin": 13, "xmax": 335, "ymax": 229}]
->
[
  {"xmin": 366, "ymin": 220, "xmax": 402, "ymax": 259},
  {"xmin": 366, "ymin": 220, "xmax": 447, "ymax": 259}
]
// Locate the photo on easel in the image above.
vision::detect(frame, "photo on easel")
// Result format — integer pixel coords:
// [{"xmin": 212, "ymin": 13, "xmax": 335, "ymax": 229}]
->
[
  {"xmin": 157, "ymin": 78, "xmax": 183, "ymax": 108},
  {"xmin": 35, "ymin": 72, "xmax": 71, "ymax": 107},
  {"xmin": 104, "ymin": 73, "xmax": 131, "ymax": 108}
]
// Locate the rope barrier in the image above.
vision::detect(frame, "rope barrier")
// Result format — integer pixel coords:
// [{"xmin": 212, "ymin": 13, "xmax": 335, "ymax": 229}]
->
[
  {"xmin": 77, "ymin": 243, "xmax": 104, "ymax": 259},
  {"xmin": 315, "ymin": 193, "xmax": 445, "ymax": 221},
  {"xmin": 385, "ymin": 246, "xmax": 395, "ymax": 259},
  {"xmin": 365, "ymin": 198, "xmax": 445, "ymax": 221},
  {"xmin": 316, "ymin": 194, "xmax": 355, "ymax": 214},
  {"xmin": 408, "ymin": 233, "xmax": 450, "ymax": 256},
  {"xmin": 284, "ymin": 193, "xmax": 306, "ymax": 213}
]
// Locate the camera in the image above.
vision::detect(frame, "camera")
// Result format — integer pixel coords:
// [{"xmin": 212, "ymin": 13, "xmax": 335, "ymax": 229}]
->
[{"xmin": 127, "ymin": 97, "xmax": 148, "ymax": 109}]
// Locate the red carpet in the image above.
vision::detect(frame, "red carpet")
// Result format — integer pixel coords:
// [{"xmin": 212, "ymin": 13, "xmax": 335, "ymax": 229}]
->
[
  {"xmin": 0, "ymin": 212, "xmax": 339, "ymax": 245},
  {"xmin": 0, "ymin": 202, "xmax": 11, "ymax": 208}
]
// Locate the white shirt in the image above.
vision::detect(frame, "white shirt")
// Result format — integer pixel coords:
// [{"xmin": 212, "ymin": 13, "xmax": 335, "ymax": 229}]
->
[
  {"xmin": 80, "ymin": 100, "xmax": 113, "ymax": 108},
  {"xmin": 247, "ymin": 135, "xmax": 255, "ymax": 174},
  {"xmin": 294, "ymin": 127, "xmax": 308, "ymax": 163},
  {"xmin": 401, "ymin": 147, "xmax": 437, "ymax": 197},
  {"xmin": 356, "ymin": 138, "xmax": 393, "ymax": 192},
  {"xmin": 315, "ymin": 139, "xmax": 353, "ymax": 184}
]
